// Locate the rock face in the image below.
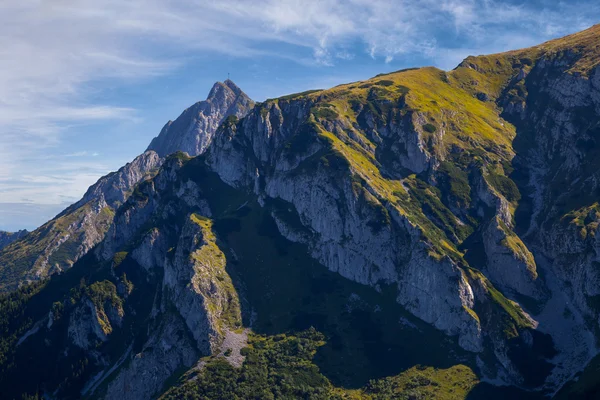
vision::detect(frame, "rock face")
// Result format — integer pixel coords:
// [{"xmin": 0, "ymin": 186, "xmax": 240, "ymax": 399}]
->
[
  {"xmin": 147, "ymin": 79, "xmax": 255, "ymax": 157},
  {"xmin": 0, "ymin": 230, "xmax": 28, "ymax": 250},
  {"xmin": 2, "ymin": 25, "xmax": 600, "ymax": 399},
  {"xmin": 103, "ymin": 314, "xmax": 199, "ymax": 400},
  {"xmin": 91, "ymin": 157, "xmax": 241, "ymax": 399},
  {"xmin": 72, "ymin": 151, "xmax": 163, "ymax": 210}
]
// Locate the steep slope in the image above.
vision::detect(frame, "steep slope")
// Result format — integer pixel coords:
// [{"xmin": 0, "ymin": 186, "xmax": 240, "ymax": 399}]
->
[
  {"xmin": 0, "ymin": 230, "xmax": 28, "ymax": 251},
  {"xmin": 0, "ymin": 151, "xmax": 162, "ymax": 292},
  {"xmin": 1, "ymin": 25, "xmax": 600, "ymax": 399},
  {"xmin": 0, "ymin": 81, "xmax": 254, "ymax": 293},
  {"xmin": 147, "ymin": 79, "xmax": 255, "ymax": 157}
]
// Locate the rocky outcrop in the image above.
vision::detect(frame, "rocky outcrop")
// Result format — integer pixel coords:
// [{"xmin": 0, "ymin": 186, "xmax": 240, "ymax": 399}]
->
[
  {"xmin": 68, "ymin": 298, "xmax": 123, "ymax": 350},
  {"xmin": 472, "ymin": 173, "xmax": 542, "ymax": 299},
  {"xmin": 104, "ymin": 315, "xmax": 199, "ymax": 400},
  {"xmin": 147, "ymin": 80, "xmax": 254, "ymax": 157},
  {"xmin": 70, "ymin": 151, "xmax": 162, "ymax": 210},
  {"xmin": 164, "ymin": 215, "xmax": 241, "ymax": 353}
]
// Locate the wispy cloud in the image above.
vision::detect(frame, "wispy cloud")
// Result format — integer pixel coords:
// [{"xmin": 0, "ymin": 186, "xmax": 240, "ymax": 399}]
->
[{"xmin": 0, "ymin": 0, "xmax": 599, "ymax": 230}]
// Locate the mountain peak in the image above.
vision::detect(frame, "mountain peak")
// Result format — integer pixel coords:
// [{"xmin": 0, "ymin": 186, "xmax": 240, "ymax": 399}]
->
[
  {"xmin": 147, "ymin": 79, "xmax": 254, "ymax": 157},
  {"xmin": 207, "ymin": 79, "xmax": 244, "ymax": 101},
  {"xmin": 224, "ymin": 79, "xmax": 243, "ymax": 95}
]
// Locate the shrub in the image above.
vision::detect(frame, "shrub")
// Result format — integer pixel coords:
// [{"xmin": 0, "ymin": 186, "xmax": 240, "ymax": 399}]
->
[
  {"xmin": 486, "ymin": 172, "xmax": 521, "ymax": 202},
  {"xmin": 422, "ymin": 123, "xmax": 437, "ymax": 133},
  {"xmin": 312, "ymin": 107, "xmax": 339, "ymax": 120},
  {"xmin": 375, "ymin": 80, "xmax": 395, "ymax": 87}
]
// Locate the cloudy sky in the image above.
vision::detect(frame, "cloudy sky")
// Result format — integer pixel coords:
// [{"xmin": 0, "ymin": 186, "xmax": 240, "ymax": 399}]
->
[{"xmin": 0, "ymin": 0, "xmax": 598, "ymax": 231}]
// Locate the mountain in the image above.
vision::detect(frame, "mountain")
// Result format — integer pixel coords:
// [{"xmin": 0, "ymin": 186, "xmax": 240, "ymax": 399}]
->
[
  {"xmin": 0, "ymin": 230, "xmax": 28, "ymax": 251},
  {"xmin": 1, "ymin": 25, "xmax": 600, "ymax": 399},
  {"xmin": 147, "ymin": 79, "xmax": 255, "ymax": 157},
  {"xmin": 0, "ymin": 81, "xmax": 254, "ymax": 292}
]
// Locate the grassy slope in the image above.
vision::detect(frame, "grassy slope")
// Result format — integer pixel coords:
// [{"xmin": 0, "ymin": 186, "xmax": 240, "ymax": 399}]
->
[
  {"xmin": 261, "ymin": 50, "xmax": 535, "ymax": 330},
  {"xmin": 161, "ymin": 329, "xmax": 480, "ymax": 400},
  {"xmin": 0, "ymin": 203, "xmax": 114, "ymax": 292}
]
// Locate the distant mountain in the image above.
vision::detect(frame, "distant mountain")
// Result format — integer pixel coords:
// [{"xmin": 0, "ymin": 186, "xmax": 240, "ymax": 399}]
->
[
  {"xmin": 0, "ymin": 81, "xmax": 254, "ymax": 292},
  {"xmin": 0, "ymin": 230, "xmax": 28, "ymax": 251},
  {"xmin": 2, "ymin": 24, "xmax": 600, "ymax": 399}
]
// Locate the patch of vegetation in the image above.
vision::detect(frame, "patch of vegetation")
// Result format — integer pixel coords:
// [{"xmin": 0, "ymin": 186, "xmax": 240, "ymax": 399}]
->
[
  {"xmin": 312, "ymin": 106, "xmax": 340, "ymax": 120},
  {"xmin": 112, "ymin": 251, "xmax": 128, "ymax": 268},
  {"xmin": 497, "ymin": 219, "xmax": 537, "ymax": 278},
  {"xmin": 165, "ymin": 151, "xmax": 192, "ymax": 163},
  {"xmin": 0, "ymin": 280, "xmax": 47, "ymax": 371},
  {"xmin": 364, "ymin": 364, "xmax": 478, "ymax": 399},
  {"xmin": 374, "ymin": 79, "xmax": 395, "ymax": 87},
  {"xmin": 406, "ymin": 178, "xmax": 473, "ymax": 243},
  {"xmin": 486, "ymin": 171, "xmax": 521, "ymax": 202},
  {"xmin": 190, "ymin": 214, "xmax": 242, "ymax": 332},
  {"xmin": 0, "ymin": 202, "xmax": 114, "ymax": 292},
  {"xmin": 161, "ymin": 329, "xmax": 332, "ymax": 399},
  {"xmin": 85, "ymin": 280, "xmax": 123, "ymax": 335},
  {"xmin": 222, "ymin": 115, "xmax": 239, "ymax": 129},
  {"xmin": 278, "ymin": 89, "xmax": 323, "ymax": 101},
  {"xmin": 422, "ymin": 123, "xmax": 437, "ymax": 133},
  {"xmin": 562, "ymin": 203, "xmax": 600, "ymax": 239},
  {"xmin": 86, "ymin": 280, "xmax": 122, "ymax": 311},
  {"xmin": 467, "ymin": 269, "xmax": 533, "ymax": 339},
  {"xmin": 437, "ymin": 161, "xmax": 472, "ymax": 208},
  {"xmin": 161, "ymin": 329, "xmax": 480, "ymax": 400}
]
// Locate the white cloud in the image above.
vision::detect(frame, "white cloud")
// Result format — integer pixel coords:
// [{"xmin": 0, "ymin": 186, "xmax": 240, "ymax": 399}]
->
[{"xmin": 1, "ymin": 0, "xmax": 596, "ymax": 142}]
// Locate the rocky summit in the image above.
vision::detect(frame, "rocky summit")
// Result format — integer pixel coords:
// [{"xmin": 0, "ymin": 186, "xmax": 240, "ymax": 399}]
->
[{"xmin": 2, "ymin": 25, "xmax": 600, "ymax": 399}]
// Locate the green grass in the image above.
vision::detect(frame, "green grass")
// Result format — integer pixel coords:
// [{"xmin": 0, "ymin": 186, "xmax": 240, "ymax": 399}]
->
[
  {"xmin": 112, "ymin": 251, "xmax": 128, "ymax": 268},
  {"xmin": 422, "ymin": 123, "xmax": 437, "ymax": 133},
  {"xmin": 0, "ymin": 202, "xmax": 114, "ymax": 292},
  {"xmin": 312, "ymin": 106, "xmax": 340, "ymax": 120},
  {"xmin": 189, "ymin": 214, "xmax": 242, "ymax": 333},
  {"xmin": 486, "ymin": 170, "xmax": 521, "ymax": 203},
  {"xmin": 437, "ymin": 161, "xmax": 472, "ymax": 209},
  {"xmin": 277, "ymin": 89, "xmax": 323, "ymax": 101}
]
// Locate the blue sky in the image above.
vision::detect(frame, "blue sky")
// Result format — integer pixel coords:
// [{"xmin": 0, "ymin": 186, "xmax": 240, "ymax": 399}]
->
[{"xmin": 0, "ymin": 0, "xmax": 599, "ymax": 232}]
